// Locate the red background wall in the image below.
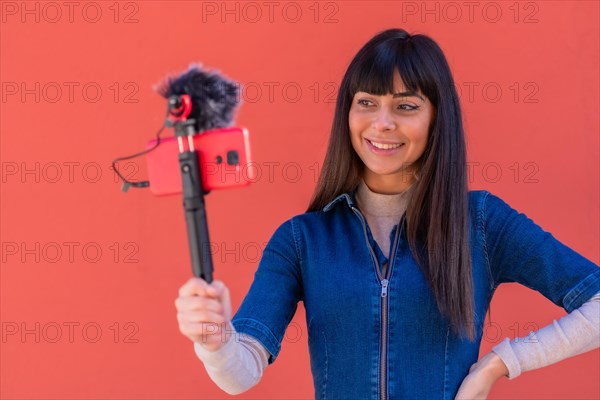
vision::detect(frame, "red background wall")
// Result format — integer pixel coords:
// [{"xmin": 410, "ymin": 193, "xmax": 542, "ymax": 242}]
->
[{"xmin": 1, "ymin": 1, "xmax": 598, "ymax": 399}]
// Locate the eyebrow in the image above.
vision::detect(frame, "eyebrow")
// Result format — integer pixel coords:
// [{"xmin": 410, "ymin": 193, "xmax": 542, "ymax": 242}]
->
[
  {"xmin": 357, "ymin": 90, "xmax": 425, "ymax": 102},
  {"xmin": 392, "ymin": 91, "xmax": 425, "ymax": 101}
]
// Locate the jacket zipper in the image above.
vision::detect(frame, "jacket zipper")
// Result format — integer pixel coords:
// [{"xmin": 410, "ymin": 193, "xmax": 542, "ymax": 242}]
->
[{"xmin": 351, "ymin": 206, "xmax": 402, "ymax": 400}]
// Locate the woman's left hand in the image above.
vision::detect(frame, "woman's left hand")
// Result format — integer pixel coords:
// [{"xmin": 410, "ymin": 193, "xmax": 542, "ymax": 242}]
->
[{"xmin": 454, "ymin": 352, "xmax": 509, "ymax": 400}]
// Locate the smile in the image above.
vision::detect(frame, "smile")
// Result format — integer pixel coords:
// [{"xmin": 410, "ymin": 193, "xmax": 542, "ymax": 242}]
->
[{"xmin": 366, "ymin": 139, "xmax": 405, "ymax": 150}]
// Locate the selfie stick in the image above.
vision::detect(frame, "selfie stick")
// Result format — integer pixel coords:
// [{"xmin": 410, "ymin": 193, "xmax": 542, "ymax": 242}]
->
[
  {"xmin": 170, "ymin": 95, "xmax": 214, "ymax": 283},
  {"xmin": 153, "ymin": 64, "xmax": 240, "ymax": 282}
]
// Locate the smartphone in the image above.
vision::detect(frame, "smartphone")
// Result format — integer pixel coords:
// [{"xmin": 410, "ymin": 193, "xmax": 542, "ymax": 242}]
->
[{"xmin": 145, "ymin": 126, "xmax": 255, "ymax": 196}]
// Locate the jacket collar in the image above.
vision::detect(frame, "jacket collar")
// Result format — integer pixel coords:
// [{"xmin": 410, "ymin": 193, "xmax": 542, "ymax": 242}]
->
[
  {"xmin": 322, "ymin": 186, "xmax": 410, "ymax": 237},
  {"xmin": 322, "ymin": 188, "xmax": 358, "ymax": 212}
]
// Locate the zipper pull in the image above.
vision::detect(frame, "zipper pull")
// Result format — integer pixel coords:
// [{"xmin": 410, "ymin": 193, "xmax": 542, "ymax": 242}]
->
[{"xmin": 381, "ymin": 279, "xmax": 389, "ymax": 297}]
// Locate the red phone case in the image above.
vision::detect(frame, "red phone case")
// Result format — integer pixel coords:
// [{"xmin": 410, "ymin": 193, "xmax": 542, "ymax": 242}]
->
[{"xmin": 145, "ymin": 126, "xmax": 255, "ymax": 196}]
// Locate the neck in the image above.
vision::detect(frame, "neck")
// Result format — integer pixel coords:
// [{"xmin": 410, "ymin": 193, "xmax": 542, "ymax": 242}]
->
[
  {"xmin": 362, "ymin": 169, "xmax": 418, "ymax": 195},
  {"xmin": 355, "ymin": 177, "xmax": 414, "ymax": 218}
]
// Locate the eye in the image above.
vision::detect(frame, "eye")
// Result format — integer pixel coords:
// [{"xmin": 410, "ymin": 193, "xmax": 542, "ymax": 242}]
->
[
  {"xmin": 398, "ymin": 104, "xmax": 420, "ymax": 111},
  {"xmin": 357, "ymin": 99, "xmax": 374, "ymax": 107}
]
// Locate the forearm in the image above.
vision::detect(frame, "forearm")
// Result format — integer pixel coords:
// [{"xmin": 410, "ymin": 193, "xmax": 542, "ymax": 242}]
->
[
  {"xmin": 193, "ymin": 323, "xmax": 270, "ymax": 395},
  {"xmin": 491, "ymin": 291, "xmax": 600, "ymax": 379}
]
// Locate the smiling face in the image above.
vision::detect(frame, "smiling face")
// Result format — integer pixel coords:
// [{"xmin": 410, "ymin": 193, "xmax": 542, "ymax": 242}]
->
[{"xmin": 349, "ymin": 69, "xmax": 435, "ymax": 194}]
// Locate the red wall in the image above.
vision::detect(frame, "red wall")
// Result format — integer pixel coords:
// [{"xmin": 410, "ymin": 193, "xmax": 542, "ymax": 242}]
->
[{"xmin": 1, "ymin": 1, "xmax": 598, "ymax": 399}]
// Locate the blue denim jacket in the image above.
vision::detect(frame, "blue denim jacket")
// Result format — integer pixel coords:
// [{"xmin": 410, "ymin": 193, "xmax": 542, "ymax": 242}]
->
[{"xmin": 231, "ymin": 189, "xmax": 600, "ymax": 399}]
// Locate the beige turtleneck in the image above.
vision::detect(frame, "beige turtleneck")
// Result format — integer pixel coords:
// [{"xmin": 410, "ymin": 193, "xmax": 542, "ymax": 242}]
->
[{"xmin": 354, "ymin": 177, "xmax": 415, "ymax": 261}]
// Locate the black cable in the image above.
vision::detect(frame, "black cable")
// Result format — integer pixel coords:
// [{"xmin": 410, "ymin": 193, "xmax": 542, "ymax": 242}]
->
[{"xmin": 112, "ymin": 110, "xmax": 169, "ymax": 192}]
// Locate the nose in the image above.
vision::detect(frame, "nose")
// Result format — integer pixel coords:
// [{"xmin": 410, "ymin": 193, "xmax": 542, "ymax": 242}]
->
[{"xmin": 372, "ymin": 109, "xmax": 396, "ymax": 132}]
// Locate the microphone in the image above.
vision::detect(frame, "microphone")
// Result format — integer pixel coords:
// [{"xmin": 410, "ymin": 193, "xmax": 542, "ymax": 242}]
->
[{"xmin": 153, "ymin": 63, "xmax": 241, "ymax": 133}]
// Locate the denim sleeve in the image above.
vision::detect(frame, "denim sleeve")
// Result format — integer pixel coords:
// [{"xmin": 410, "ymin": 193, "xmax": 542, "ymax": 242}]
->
[
  {"xmin": 231, "ymin": 217, "xmax": 303, "ymax": 365},
  {"xmin": 482, "ymin": 190, "xmax": 600, "ymax": 313}
]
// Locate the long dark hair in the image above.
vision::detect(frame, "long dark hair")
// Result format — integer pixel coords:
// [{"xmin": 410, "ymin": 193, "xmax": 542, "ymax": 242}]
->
[{"xmin": 307, "ymin": 28, "xmax": 477, "ymax": 341}]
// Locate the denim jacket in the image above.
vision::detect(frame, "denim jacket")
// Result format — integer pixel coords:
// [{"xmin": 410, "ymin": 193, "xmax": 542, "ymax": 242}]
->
[{"xmin": 231, "ymin": 189, "xmax": 600, "ymax": 400}]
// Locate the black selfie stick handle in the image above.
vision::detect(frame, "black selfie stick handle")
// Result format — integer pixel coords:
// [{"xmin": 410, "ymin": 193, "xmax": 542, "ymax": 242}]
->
[{"xmin": 177, "ymin": 130, "xmax": 214, "ymax": 283}]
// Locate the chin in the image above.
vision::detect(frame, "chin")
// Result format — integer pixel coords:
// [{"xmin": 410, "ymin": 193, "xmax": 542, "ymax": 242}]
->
[{"xmin": 365, "ymin": 165, "xmax": 405, "ymax": 176}]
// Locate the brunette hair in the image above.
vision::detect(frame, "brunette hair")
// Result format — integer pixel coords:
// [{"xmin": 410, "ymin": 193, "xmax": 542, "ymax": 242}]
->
[{"xmin": 307, "ymin": 28, "xmax": 478, "ymax": 341}]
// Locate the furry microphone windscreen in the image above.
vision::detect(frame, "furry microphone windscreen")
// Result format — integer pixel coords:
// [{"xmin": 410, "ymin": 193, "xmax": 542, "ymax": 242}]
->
[{"xmin": 154, "ymin": 63, "xmax": 241, "ymax": 133}]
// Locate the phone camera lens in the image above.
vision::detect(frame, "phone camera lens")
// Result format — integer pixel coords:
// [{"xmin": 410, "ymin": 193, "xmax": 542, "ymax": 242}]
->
[
  {"xmin": 215, "ymin": 155, "xmax": 223, "ymax": 164},
  {"xmin": 227, "ymin": 150, "xmax": 239, "ymax": 165}
]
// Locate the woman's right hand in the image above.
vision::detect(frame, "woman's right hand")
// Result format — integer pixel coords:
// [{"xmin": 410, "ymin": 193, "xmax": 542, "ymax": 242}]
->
[{"xmin": 175, "ymin": 277, "xmax": 233, "ymax": 352}]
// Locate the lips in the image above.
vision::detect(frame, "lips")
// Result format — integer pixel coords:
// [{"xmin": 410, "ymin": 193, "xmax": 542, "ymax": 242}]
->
[{"xmin": 366, "ymin": 138, "xmax": 405, "ymax": 150}]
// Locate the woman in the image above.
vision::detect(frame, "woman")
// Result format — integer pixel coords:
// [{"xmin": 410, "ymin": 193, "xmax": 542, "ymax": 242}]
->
[{"xmin": 175, "ymin": 28, "xmax": 600, "ymax": 399}]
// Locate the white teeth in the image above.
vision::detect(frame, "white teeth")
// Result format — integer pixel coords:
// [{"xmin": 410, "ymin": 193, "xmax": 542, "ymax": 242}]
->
[{"xmin": 368, "ymin": 140, "xmax": 403, "ymax": 150}]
